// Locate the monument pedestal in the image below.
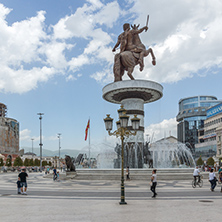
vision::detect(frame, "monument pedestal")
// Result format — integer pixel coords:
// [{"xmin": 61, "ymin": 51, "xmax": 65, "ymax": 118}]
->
[
  {"xmin": 102, "ymin": 80, "xmax": 163, "ymax": 168},
  {"xmin": 103, "ymin": 80, "xmax": 163, "ymax": 141}
]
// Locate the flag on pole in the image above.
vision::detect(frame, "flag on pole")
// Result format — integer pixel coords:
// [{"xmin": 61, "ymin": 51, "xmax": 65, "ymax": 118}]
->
[{"xmin": 85, "ymin": 119, "xmax": 90, "ymax": 141}]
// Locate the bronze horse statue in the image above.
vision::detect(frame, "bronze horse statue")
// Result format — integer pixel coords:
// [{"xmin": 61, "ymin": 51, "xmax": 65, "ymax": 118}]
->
[{"xmin": 113, "ymin": 24, "xmax": 156, "ymax": 82}]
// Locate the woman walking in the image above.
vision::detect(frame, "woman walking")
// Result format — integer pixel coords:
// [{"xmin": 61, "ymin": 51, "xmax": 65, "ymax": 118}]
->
[
  {"xmin": 209, "ymin": 169, "xmax": 217, "ymax": 191},
  {"xmin": 150, "ymin": 169, "xmax": 157, "ymax": 198}
]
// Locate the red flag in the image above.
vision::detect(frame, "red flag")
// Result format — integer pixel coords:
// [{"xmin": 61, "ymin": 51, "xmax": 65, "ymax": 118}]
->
[{"xmin": 85, "ymin": 119, "xmax": 90, "ymax": 141}]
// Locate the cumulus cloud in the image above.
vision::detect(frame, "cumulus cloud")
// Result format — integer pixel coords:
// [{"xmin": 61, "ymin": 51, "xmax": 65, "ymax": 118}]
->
[
  {"xmin": 1, "ymin": 1, "xmax": 221, "ymax": 94},
  {"xmin": 144, "ymin": 118, "xmax": 177, "ymax": 142},
  {"xmin": 20, "ymin": 129, "xmax": 32, "ymax": 141},
  {"xmin": 20, "ymin": 129, "xmax": 58, "ymax": 143},
  {"xmin": 0, "ymin": 1, "xmax": 122, "ymax": 93},
  {"xmin": 127, "ymin": 0, "xmax": 222, "ymax": 83}
]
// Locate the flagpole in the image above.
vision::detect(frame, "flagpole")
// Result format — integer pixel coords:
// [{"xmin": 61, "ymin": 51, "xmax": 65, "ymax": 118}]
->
[{"xmin": 89, "ymin": 117, "xmax": 91, "ymax": 166}]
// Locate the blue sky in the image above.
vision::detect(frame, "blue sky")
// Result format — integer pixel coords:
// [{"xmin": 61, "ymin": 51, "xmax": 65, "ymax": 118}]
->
[{"xmin": 0, "ymin": 0, "xmax": 222, "ymax": 153}]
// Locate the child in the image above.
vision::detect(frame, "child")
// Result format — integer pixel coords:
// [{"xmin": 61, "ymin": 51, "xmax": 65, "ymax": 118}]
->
[
  {"xmin": 17, "ymin": 179, "xmax": 21, "ymax": 194},
  {"xmin": 57, "ymin": 171, "xmax": 60, "ymax": 181}
]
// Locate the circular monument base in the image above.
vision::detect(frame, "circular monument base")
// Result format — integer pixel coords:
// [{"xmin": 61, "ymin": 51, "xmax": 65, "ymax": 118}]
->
[
  {"xmin": 102, "ymin": 80, "xmax": 163, "ymax": 143},
  {"xmin": 102, "ymin": 80, "xmax": 163, "ymax": 104}
]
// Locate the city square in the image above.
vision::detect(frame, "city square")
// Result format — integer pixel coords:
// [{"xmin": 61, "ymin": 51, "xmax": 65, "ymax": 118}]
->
[
  {"xmin": 0, "ymin": 1, "xmax": 222, "ymax": 222},
  {"xmin": 0, "ymin": 172, "xmax": 221, "ymax": 222}
]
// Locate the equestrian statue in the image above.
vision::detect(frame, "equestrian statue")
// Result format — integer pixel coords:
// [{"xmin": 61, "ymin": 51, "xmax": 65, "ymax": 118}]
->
[{"xmin": 112, "ymin": 15, "xmax": 156, "ymax": 82}]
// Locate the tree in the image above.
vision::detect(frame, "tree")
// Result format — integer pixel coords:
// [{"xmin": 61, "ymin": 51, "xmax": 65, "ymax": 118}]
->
[
  {"xmin": 29, "ymin": 159, "xmax": 34, "ymax": 166},
  {"xmin": 207, "ymin": 157, "xmax": 215, "ymax": 166},
  {"xmin": 34, "ymin": 159, "xmax": 40, "ymax": 166},
  {"xmin": 23, "ymin": 158, "xmax": 30, "ymax": 167},
  {"xmin": 13, "ymin": 157, "xmax": 23, "ymax": 167},
  {"xmin": 196, "ymin": 156, "xmax": 204, "ymax": 166},
  {"xmin": 6, "ymin": 158, "xmax": 12, "ymax": 167},
  {"xmin": 0, "ymin": 158, "xmax": 3, "ymax": 166},
  {"xmin": 42, "ymin": 160, "xmax": 48, "ymax": 167}
]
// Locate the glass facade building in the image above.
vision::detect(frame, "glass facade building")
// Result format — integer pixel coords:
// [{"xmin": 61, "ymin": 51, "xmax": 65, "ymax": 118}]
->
[{"xmin": 176, "ymin": 96, "xmax": 221, "ymax": 154}]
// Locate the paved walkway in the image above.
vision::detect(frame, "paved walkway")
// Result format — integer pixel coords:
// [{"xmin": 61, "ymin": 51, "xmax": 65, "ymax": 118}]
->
[{"xmin": 0, "ymin": 172, "xmax": 221, "ymax": 222}]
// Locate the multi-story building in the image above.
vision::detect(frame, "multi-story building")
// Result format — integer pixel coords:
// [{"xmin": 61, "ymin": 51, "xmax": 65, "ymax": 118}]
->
[
  {"xmin": 196, "ymin": 103, "xmax": 222, "ymax": 160},
  {"xmin": 0, "ymin": 103, "xmax": 19, "ymax": 164},
  {"xmin": 176, "ymin": 96, "xmax": 221, "ymax": 154}
]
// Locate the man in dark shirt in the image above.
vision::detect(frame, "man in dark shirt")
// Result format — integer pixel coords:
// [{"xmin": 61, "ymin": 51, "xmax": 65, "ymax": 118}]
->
[
  {"xmin": 18, "ymin": 168, "xmax": 28, "ymax": 195},
  {"xmin": 53, "ymin": 167, "xmax": 57, "ymax": 181}
]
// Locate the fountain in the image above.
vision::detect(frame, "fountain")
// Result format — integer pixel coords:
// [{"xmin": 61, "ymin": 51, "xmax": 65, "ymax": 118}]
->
[
  {"xmin": 149, "ymin": 139, "xmax": 195, "ymax": 168},
  {"xmin": 114, "ymin": 142, "xmax": 152, "ymax": 168},
  {"xmin": 97, "ymin": 147, "xmax": 117, "ymax": 168}
]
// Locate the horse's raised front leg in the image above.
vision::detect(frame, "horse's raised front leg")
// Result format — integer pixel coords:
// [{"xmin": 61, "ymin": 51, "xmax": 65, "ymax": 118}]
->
[{"xmin": 145, "ymin": 48, "xmax": 156, "ymax": 66}]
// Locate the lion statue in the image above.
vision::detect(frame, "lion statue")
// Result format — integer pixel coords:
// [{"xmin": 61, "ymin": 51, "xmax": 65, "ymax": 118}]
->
[{"xmin": 65, "ymin": 155, "xmax": 75, "ymax": 172}]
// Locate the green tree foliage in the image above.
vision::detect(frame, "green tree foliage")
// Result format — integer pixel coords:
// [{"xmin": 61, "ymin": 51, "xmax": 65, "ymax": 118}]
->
[
  {"xmin": 196, "ymin": 156, "xmax": 204, "ymax": 166},
  {"xmin": 6, "ymin": 158, "xmax": 12, "ymax": 167},
  {"xmin": 34, "ymin": 159, "xmax": 40, "ymax": 166},
  {"xmin": 29, "ymin": 159, "xmax": 34, "ymax": 166},
  {"xmin": 23, "ymin": 158, "xmax": 30, "ymax": 167},
  {"xmin": 0, "ymin": 158, "xmax": 4, "ymax": 166},
  {"xmin": 48, "ymin": 161, "xmax": 52, "ymax": 166},
  {"xmin": 207, "ymin": 157, "xmax": 215, "ymax": 166},
  {"xmin": 42, "ymin": 161, "xmax": 48, "ymax": 167},
  {"xmin": 13, "ymin": 156, "xmax": 23, "ymax": 167}
]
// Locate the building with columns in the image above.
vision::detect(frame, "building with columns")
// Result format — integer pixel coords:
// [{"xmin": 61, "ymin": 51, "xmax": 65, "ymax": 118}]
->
[{"xmin": 0, "ymin": 103, "xmax": 20, "ymax": 165}]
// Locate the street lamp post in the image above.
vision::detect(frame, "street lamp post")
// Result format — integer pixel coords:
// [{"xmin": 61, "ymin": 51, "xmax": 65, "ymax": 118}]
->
[
  {"xmin": 104, "ymin": 105, "xmax": 140, "ymax": 205},
  {"xmin": 58, "ymin": 133, "xmax": 61, "ymax": 168},
  {"xmin": 37, "ymin": 113, "xmax": 44, "ymax": 171},
  {"xmin": 31, "ymin": 138, "xmax": 34, "ymax": 159}
]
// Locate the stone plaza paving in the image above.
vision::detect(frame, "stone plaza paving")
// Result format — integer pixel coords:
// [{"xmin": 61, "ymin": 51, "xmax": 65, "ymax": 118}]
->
[{"xmin": 0, "ymin": 172, "xmax": 221, "ymax": 222}]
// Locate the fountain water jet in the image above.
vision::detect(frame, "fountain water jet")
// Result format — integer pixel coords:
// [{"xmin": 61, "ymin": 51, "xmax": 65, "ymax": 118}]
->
[{"xmin": 149, "ymin": 140, "xmax": 195, "ymax": 168}]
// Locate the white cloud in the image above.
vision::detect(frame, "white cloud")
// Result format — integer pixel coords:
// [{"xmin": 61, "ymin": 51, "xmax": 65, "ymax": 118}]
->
[
  {"xmin": 66, "ymin": 74, "xmax": 77, "ymax": 82},
  {"xmin": 144, "ymin": 118, "xmax": 177, "ymax": 142},
  {"xmin": 0, "ymin": 2, "xmax": 121, "ymax": 94},
  {"xmin": 1, "ymin": 1, "xmax": 222, "ymax": 93},
  {"xmin": 126, "ymin": 0, "xmax": 222, "ymax": 83},
  {"xmin": 20, "ymin": 129, "xmax": 32, "ymax": 141}
]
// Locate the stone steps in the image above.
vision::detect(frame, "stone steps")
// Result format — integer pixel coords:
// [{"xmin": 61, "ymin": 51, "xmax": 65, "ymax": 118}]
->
[
  {"xmin": 72, "ymin": 168, "xmax": 209, "ymax": 180},
  {"xmin": 44, "ymin": 169, "xmax": 211, "ymax": 181}
]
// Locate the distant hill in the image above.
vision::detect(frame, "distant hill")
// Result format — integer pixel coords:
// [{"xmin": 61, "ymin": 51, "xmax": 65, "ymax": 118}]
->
[{"xmin": 21, "ymin": 147, "xmax": 99, "ymax": 158}]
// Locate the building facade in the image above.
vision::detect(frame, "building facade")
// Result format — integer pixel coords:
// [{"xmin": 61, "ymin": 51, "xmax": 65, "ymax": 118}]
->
[
  {"xmin": 195, "ymin": 103, "xmax": 222, "ymax": 160},
  {"xmin": 176, "ymin": 96, "xmax": 221, "ymax": 153},
  {"xmin": 0, "ymin": 103, "xmax": 19, "ymax": 164}
]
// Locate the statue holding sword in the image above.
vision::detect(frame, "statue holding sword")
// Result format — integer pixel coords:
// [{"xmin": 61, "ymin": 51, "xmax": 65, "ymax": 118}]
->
[{"xmin": 112, "ymin": 15, "xmax": 156, "ymax": 82}]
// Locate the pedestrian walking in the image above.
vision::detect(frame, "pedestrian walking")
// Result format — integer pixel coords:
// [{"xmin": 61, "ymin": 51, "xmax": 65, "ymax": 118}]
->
[
  {"xmin": 16, "ymin": 178, "xmax": 21, "ymax": 194},
  {"xmin": 57, "ymin": 171, "xmax": 60, "ymax": 181},
  {"xmin": 209, "ymin": 168, "xmax": 217, "ymax": 191},
  {"xmin": 18, "ymin": 168, "xmax": 28, "ymax": 195},
  {"xmin": 126, "ymin": 166, "xmax": 130, "ymax": 180},
  {"xmin": 53, "ymin": 167, "xmax": 57, "ymax": 181},
  {"xmin": 218, "ymin": 169, "xmax": 222, "ymax": 192},
  {"xmin": 150, "ymin": 169, "xmax": 157, "ymax": 198}
]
